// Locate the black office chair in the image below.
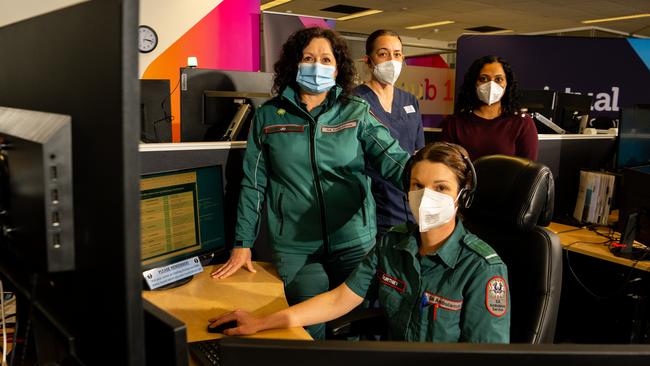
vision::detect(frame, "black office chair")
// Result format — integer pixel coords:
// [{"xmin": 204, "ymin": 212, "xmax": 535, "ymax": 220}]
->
[
  {"xmin": 463, "ymin": 155, "xmax": 562, "ymax": 344},
  {"xmin": 328, "ymin": 155, "xmax": 562, "ymax": 344}
]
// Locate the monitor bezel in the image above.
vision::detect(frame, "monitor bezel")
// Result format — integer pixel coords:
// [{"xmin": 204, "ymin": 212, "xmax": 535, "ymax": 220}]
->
[
  {"xmin": 140, "ymin": 164, "xmax": 227, "ymax": 272},
  {"xmin": 213, "ymin": 337, "xmax": 650, "ymax": 366}
]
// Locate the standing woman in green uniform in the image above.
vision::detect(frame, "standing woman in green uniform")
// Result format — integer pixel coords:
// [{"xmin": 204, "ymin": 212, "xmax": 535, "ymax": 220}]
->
[
  {"xmin": 209, "ymin": 142, "xmax": 510, "ymax": 343},
  {"xmin": 210, "ymin": 27, "xmax": 410, "ymax": 340}
]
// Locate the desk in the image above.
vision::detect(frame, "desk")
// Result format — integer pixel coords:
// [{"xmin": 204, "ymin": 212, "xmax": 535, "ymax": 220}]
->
[
  {"xmin": 548, "ymin": 222, "xmax": 650, "ymax": 272},
  {"xmin": 549, "ymin": 222, "xmax": 650, "ymax": 343},
  {"xmin": 143, "ymin": 261, "xmax": 312, "ymax": 342}
]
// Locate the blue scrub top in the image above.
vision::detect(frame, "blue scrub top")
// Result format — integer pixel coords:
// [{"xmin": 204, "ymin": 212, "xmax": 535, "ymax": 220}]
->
[{"xmin": 354, "ymin": 84, "xmax": 425, "ymax": 235}]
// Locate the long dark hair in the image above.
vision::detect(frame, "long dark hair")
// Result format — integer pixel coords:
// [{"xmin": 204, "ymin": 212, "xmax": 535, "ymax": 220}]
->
[
  {"xmin": 455, "ymin": 55, "xmax": 520, "ymax": 116},
  {"xmin": 272, "ymin": 27, "xmax": 356, "ymax": 99}
]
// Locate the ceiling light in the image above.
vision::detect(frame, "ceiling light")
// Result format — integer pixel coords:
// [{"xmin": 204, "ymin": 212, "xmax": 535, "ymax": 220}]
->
[
  {"xmin": 261, "ymin": 0, "xmax": 292, "ymax": 11},
  {"xmin": 337, "ymin": 9, "xmax": 383, "ymax": 21},
  {"xmin": 483, "ymin": 29, "xmax": 514, "ymax": 35},
  {"xmin": 582, "ymin": 13, "xmax": 650, "ymax": 24},
  {"xmin": 405, "ymin": 20, "xmax": 455, "ymax": 30}
]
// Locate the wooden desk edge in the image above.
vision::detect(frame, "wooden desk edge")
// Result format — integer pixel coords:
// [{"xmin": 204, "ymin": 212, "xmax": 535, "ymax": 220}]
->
[
  {"xmin": 548, "ymin": 222, "xmax": 650, "ymax": 272},
  {"xmin": 143, "ymin": 261, "xmax": 312, "ymax": 343}
]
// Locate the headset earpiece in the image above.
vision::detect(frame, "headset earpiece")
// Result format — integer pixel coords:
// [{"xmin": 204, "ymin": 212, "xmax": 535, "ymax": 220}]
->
[
  {"xmin": 402, "ymin": 143, "xmax": 477, "ymax": 209},
  {"xmin": 460, "ymin": 154, "xmax": 477, "ymax": 209}
]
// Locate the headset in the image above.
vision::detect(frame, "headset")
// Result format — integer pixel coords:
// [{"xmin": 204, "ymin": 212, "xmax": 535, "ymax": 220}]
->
[{"xmin": 402, "ymin": 142, "xmax": 477, "ymax": 209}]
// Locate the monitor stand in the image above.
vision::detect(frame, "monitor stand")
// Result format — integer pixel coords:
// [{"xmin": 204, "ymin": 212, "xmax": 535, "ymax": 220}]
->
[
  {"xmin": 611, "ymin": 212, "xmax": 650, "ymax": 261},
  {"xmin": 610, "ymin": 246, "xmax": 650, "ymax": 261},
  {"xmin": 533, "ymin": 112, "xmax": 565, "ymax": 134}
]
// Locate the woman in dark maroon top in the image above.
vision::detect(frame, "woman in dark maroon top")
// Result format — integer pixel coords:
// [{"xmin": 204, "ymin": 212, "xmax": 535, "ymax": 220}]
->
[{"xmin": 441, "ymin": 55, "xmax": 538, "ymax": 161}]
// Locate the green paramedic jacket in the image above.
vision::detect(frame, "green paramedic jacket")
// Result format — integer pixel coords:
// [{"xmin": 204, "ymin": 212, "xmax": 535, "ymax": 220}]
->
[
  {"xmin": 345, "ymin": 220, "xmax": 510, "ymax": 343},
  {"xmin": 234, "ymin": 85, "xmax": 410, "ymax": 254}
]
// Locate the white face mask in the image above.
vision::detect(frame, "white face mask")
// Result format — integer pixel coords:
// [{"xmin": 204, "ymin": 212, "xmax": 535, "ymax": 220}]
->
[
  {"xmin": 408, "ymin": 188, "xmax": 459, "ymax": 232},
  {"xmin": 372, "ymin": 60, "xmax": 402, "ymax": 85},
  {"xmin": 476, "ymin": 81, "xmax": 505, "ymax": 105}
]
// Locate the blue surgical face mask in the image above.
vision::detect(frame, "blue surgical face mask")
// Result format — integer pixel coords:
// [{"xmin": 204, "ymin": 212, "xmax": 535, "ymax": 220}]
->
[{"xmin": 295, "ymin": 62, "xmax": 336, "ymax": 94}]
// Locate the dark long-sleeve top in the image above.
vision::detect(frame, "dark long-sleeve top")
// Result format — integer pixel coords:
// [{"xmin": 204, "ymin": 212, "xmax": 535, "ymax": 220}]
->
[{"xmin": 440, "ymin": 112, "xmax": 538, "ymax": 161}]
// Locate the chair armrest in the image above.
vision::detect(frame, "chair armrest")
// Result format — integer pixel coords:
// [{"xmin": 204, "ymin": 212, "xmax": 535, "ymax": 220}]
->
[{"xmin": 326, "ymin": 308, "xmax": 386, "ymax": 339}]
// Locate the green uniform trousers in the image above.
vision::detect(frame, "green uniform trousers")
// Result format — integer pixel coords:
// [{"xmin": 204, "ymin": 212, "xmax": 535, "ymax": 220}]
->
[{"xmin": 272, "ymin": 242, "xmax": 373, "ymax": 339}]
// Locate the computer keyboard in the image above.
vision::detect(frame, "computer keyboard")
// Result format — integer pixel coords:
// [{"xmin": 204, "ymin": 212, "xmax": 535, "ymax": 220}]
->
[{"xmin": 189, "ymin": 339, "xmax": 223, "ymax": 366}]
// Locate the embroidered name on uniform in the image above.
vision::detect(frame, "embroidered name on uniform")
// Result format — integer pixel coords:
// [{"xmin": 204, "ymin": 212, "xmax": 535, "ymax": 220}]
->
[
  {"xmin": 422, "ymin": 292, "xmax": 463, "ymax": 311},
  {"xmin": 321, "ymin": 120, "xmax": 357, "ymax": 133},
  {"xmin": 377, "ymin": 270, "xmax": 406, "ymax": 292},
  {"xmin": 263, "ymin": 124, "xmax": 305, "ymax": 134},
  {"xmin": 485, "ymin": 276, "xmax": 508, "ymax": 317},
  {"xmin": 403, "ymin": 105, "xmax": 416, "ymax": 113}
]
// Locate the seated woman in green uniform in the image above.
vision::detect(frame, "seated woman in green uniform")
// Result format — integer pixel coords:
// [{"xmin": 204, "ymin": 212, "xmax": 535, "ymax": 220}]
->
[{"xmin": 208, "ymin": 142, "xmax": 510, "ymax": 343}]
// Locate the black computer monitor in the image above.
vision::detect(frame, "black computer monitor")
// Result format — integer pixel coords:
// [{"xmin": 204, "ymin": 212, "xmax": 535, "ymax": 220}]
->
[
  {"xmin": 192, "ymin": 337, "xmax": 650, "ymax": 366},
  {"xmin": 143, "ymin": 299, "xmax": 188, "ymax": 366},
  {"xmin": 519, "ymin": 89, "xmax": 556, "ymax": 117},
  {"xmin": 0, "ymin": 2, "xmax": 144, "ymax": 364},
  {"xmin": 180, "ymin": 68, "xmax": 273, "ymax": 142},
  {"xmin": 616, "ymin": 105, "xmax": 650, "ymax": 169},
  {"xmin": 553, "ymin": 92, "xmax": 593, "ymax": 133},
  {"xmin": 141, "ymin": 79, "xmax": 173, "ymax": 143},
  {"xmin": 140, "ymin": 164, "xmax": 227, "ymax": 288},
  {"xmin": 0, "ymin": 107, "xmax": 74, "ymax": 273},
  {"xmin": 615, "ymin": 165, "xmax": 650, "ymax": 260}
]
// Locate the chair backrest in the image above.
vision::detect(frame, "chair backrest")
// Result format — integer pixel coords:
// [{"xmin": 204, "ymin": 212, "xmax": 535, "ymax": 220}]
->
[{"xmin": 463, "ymin": 155, "xmax": 562, "ymax": 344}]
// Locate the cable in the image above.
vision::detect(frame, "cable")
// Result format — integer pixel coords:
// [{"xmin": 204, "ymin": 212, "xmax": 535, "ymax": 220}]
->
[
  {"xmin": 554, "ymin": 227, "xmax": 585, "ymax": 235},
  {"xmin": 10, "ymin": 275, "xmax": 37, "ymax": 366},
  {"xmin": 150, "ymin": 76, "xmax": 180, "ymax": 142},
  {"xmin": 564, "ymin": 238, "xmax": 645, "ymax": 300},
  {"xmin": 1, "ymin": 279, "xmax": 7, "ymax": 366},
  {"xmin": 162, "ymin": 75, "xmax": 181, "ymax": 112},
  {"xmin": 586, "ymin": 224, "xmax": 618, "ymax": 242}
]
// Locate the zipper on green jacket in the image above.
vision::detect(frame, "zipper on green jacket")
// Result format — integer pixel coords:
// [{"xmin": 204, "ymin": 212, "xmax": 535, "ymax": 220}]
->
[
  {"xmin": 278, "ymin": 192, "xmax": 285, "ymax": 236},
  {"xmin": 280, "ymin": 89, "xmax": 332, "ymax": 253},
  {"xmin": 309, "ymin": 118, "xmax": 330, "ymax": 253},
  {"xmin": 358, "ymin": 183, "xmax": 367, "ymax": 226}
]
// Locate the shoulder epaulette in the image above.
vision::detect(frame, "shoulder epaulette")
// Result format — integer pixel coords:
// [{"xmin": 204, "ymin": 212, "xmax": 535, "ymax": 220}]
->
[
  {"xmin": 347, "ymin": 95, "xmax": 367, "ymax": 105},
  {"xmin": 259, "ymin": 97, "xmax": 282, "ymax": 109},
  {"xmin": 463, "ymin": 234, "xmax": 503, "ymax": 265}
]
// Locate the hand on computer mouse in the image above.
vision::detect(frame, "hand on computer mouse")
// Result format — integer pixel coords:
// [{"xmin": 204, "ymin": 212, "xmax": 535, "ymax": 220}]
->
[
  {"xmin": 207, "ymin": 320, "xmax": 238, "ymax": 334},
  {"xmin": 208, "ymin": 310, "xmax": 263, "ymax": 336}
]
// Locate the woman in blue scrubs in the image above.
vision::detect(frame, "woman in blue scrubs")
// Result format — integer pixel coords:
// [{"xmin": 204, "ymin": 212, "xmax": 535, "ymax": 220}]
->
[{"xmin": 354, "ymin": 30, "xmax": 425, "ymax": 238}]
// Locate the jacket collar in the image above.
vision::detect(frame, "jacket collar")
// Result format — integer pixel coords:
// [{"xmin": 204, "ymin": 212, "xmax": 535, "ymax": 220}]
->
[
  {"xmin": 395, "ymin": 220, "xmax": 466, "ymax": 269},
  {"xmin": 280, "ymin": 84, "xmax": 342, "ymax": 111}
]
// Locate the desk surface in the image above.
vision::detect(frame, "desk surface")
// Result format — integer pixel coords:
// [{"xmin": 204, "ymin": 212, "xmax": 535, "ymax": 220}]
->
[
  {"xmin": 548, "ymin": 222, "xmax": 650, "ymax": 272},
  {"xmin": 143, "ymin": 262, "xmax": 312, "ymax": 342}
]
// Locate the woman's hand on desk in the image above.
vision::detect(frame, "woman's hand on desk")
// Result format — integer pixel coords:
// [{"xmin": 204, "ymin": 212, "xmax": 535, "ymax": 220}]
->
[
  {"xmin": 208, "ymin": 310, "xmax": 263, "ymax": 336},
  {"xmin": 211, "ymin": 248, "xmax": 256, "ymax": 279}
]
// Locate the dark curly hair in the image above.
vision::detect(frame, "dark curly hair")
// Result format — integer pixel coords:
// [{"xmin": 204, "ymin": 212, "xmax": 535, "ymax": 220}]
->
[
  {"xmin": 455, "ymin": 55, "xmax": 520, "ymax": 116},
  {"xmin": 272, "ymin": 27, "xmax": 356, "ymax": 99}
]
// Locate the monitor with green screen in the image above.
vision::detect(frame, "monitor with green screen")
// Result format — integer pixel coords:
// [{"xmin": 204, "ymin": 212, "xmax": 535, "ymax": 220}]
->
[{"xmin": 140, "ymin": 164, "xmax": 226, "ymax": 271}]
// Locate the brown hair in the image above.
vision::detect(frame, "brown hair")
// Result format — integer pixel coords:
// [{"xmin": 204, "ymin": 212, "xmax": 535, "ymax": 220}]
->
[
  {"xmin": 365, "ymin": 29, "xmax": 402, "ymax": 56},
  {"xmin": 408, "ymin": 142, "xmax": 474, "ymax": 193}
]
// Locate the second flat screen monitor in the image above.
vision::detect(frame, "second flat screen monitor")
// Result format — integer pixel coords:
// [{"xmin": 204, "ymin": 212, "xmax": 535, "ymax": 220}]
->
[{"xmin": 180, "ymin": 68, "xmax": 273, "ymax": 142}]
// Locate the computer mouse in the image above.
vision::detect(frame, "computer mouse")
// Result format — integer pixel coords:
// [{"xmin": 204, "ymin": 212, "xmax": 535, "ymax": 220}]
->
[{"xmin": 207, "ymin": 320, "xmax": 238, "ymax": 334}]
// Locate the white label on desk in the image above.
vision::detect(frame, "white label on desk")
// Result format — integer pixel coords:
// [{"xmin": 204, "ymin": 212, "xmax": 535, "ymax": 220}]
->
[{"xmin": 143, "ymin": 256, "xmax": 203, "ymax": 290}]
